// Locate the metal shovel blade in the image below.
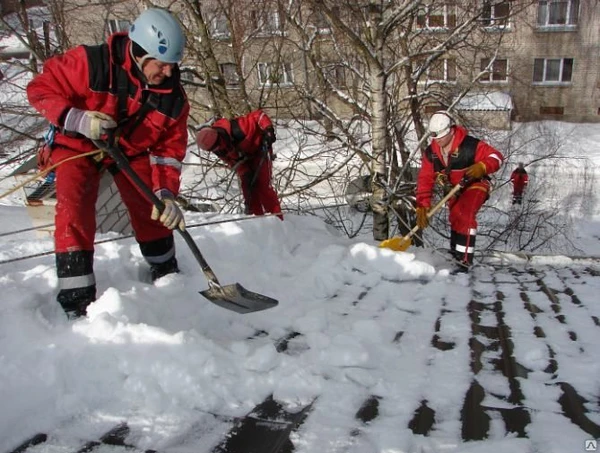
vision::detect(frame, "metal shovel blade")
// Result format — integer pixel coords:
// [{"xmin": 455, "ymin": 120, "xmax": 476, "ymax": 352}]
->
[{"xmin": 200, "ymin": 283, "xmax": 279, "ymax": 314}]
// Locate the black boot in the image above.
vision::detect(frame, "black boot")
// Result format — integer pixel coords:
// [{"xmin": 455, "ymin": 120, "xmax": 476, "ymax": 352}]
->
[
  {"xmin": 56, "ymin": 251, "xmax": 96, "ymax": 319},
  {"xmin": 139, "ymin": 236, "xmax": 180, "ymax": 281},
  {"xmin": 450, "ymin": 260, "xmax": 471, "ymax": 275},
  {"xmin": 150, "ymin": 256, "xmax": 180, "ymax": 281},
  {"xmin": 57, "ymin": 285, "xmax": 96, "ymax": 319}
]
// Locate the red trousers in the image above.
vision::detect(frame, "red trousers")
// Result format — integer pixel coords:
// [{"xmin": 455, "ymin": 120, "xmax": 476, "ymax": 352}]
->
[
  {"xmin": 53, "ymin": 148, "xmax": 172, "ymax": 252},
  {"xmin": 237, "ymin": 153, "xmax": 282, "ymax": 218},
  {"xmin": 447, "ymin": 181, "xmax": 489, "ymax": 236}
]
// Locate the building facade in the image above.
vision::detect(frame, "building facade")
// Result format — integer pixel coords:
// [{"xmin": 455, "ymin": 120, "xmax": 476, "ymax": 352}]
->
[{"xmin": 49, "ymin": 0, "xmax": 600, "ymax": 124}]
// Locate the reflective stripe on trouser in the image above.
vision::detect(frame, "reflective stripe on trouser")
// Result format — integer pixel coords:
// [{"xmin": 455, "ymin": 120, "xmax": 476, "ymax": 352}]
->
[
  {"xmin": 448, "ymin": 184, "xmax": 488, "ymax": 233},
  {"xmin": 451, "ymin": 229, "xmax": 476, "ymax": 265},
  {"xmin": 56, "ymin": 250, "xmax": 96, "ymax": 313}
]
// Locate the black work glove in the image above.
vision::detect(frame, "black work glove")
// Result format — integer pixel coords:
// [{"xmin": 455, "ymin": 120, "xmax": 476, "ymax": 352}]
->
[{"xmin": 263, "ymin": 127, "xmax": 276, "ymax": 146}]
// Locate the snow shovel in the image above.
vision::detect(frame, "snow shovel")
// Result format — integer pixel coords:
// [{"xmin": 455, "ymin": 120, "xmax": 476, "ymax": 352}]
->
[
  {"xmin": 379, "ymin": 180, "xmax": 466, "ymax": 252},
  {"xmin": 93, "ymin": 140, "xmax": 278, "ymax": 314}
]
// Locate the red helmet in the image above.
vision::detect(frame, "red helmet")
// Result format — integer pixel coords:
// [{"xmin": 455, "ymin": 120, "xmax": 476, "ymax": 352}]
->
[{"xmin": 196, "ymin": 127, "xmax": 219, "ymax": 151}]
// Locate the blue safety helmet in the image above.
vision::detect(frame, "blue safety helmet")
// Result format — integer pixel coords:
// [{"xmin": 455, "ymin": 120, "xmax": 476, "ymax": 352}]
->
[{"xmin": 129, "ymin": 8, "xmax": 185, "ymax": 64}]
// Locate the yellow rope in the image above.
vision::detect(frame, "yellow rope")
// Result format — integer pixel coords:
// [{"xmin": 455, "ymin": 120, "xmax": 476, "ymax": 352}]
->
[{"xmin": 0, "ymin": 149, "xmax": 103, "ymax": 201}]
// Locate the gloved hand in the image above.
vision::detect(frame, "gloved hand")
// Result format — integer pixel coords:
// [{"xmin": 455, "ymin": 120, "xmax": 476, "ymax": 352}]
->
[
  {"xmin": 465, "ymin": 162, "xmax": 486, "ymax": 179},
  {"xmin": 263, "ymin": 127, "xmax": 276, "ymax": 146},
  {"xmin": 416, "ymin": 206, "xmax": 429, "ymax": 230},
  {"xmin": 151, "ymin": 191, "xmax": 185, "ymax": 231},
  {"xmin": 63, "ymin": 108, "xmax": 117, "ymax": 140}
]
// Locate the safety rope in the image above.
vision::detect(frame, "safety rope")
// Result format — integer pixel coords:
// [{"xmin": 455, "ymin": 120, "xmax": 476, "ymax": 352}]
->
[
  {"xmin": 0, "ymin": 149, "xmax": 103, "ymax": 201},
  {"xmin": 0, "ymin": 223, "xmax": 54, "ymax": 238},
  {"xmin": 0, "ymin": 212, "xmax": 281, "ymax": 265}
]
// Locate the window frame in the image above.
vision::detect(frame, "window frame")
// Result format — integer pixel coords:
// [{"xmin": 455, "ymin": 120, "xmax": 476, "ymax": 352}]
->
[
  {"xmin": 479, "ymin": 57, "xmax": 509, "ymax": 83},
  {"xmin": 107, "ymin": 19, "xmax": 130, "ymax": 34},
  {"xmin": 219, "ymin": 63, "xmax": 240, "ymax": 87},
  {"xmin": 258, "ymin": 62, "xmax": 294, "ymax": 86},
  {"xmin": 536, "ymin": 0, "xmax": 579, "ymax": 29},
  {"xmin": 322, "ymin": 62, "xmax": 347, "ymax": 87},
  {"xmin": 418, "ymin": 58, "xmax": 457, "ymax": 84},
  {"xmin": 481, "ymin": 1, "xmax": 511, "ymax": 30},
  {"xmin": 252, "ymin": 9, "xmax": 285, "ymax": 35},
  {"xmin": 211, "ymin": 14, "xmax": 231, "ymax": 38},
  {"xmin": 532, "ymin": 57, "xmax": 574, "ymax": 85},
  {"xmin": 416, "ymin": 4, "xmax": 457, "ymax": 31}
]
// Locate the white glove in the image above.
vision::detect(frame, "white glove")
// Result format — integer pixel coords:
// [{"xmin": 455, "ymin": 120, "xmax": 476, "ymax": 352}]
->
[
  {"xmin": 63, "ymin": 108, "xmax": 117, "ymax": 140},
  {"xmin": 151, "ymin": 191, "xmax": 185, "ymax": 231}
]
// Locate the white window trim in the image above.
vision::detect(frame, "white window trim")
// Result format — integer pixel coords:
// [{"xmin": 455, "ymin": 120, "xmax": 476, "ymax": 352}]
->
[
  {"xmin": 417, "ymin": 4, "xmax": 456, "ymax": 31},
  {"xmin": 481, "ymin": 1, "xmax": 512, "ymax": 31},
  {"xmin": 532, "ymin": 57, "xmax": 573, "ymax": 85},
  {"xmin": 256, "ymin": 10, "xmax": 286, "ymax": 36},
  {"xmin": 211, "ymin": 15, "xmax": 231, "ymax": 38},
  {"xmin": 536, "ymin": 0, "xmax": 579, "ymax": 29},
  {"xmin": 107, "ymin": 19, "xmax": 130, "ymax": 34},
  {"xmin": 417, "ymin": 59, "xmax": 457, "ymax": 85},
  {"xmin": 480, "ymin": 58, "xmax": 509, "ymax": 83},
  {"xmin": 258, "ymin": 62, "xmax": 294, "ymax": 87},
  {"xmin": 219, "ymin": 63, "xmax": 240, "ymax": 87}
]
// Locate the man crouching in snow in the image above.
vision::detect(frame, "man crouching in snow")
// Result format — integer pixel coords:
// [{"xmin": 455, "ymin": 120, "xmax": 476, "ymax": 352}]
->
[{"xmin": 415, "ymin": 111, "xmax": 504, "ymax": 274}]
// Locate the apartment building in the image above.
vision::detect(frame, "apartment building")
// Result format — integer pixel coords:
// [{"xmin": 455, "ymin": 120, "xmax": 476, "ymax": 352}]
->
[
  {"xmin": 492, "ymin": 0, "xmax": 599, "ymax": 122},
  {"xmin": 38, "ymin": 1, "xmax": 600, "ymax": 124}
]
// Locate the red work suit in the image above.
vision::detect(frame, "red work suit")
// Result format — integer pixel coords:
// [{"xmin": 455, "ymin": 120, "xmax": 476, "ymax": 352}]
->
[
  {"xmin": 26, "ymin": 32, "xmax": 189, "ymax": 314},
  {"xmin": 416, "ymin": 125, "xmax": 503, "ymax": 264},
  {"xmin": 210, "ymin": 110, "xmax": 282, "ymax": 219},
  {"xmin": 510, "ymin": 167, "xmax": 529, "ymax": 204}
]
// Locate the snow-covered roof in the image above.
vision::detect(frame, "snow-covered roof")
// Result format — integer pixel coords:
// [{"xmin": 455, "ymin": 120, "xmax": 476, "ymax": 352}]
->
[{"xmin": 456, "ymin": 91, "xmax": 513, "ymax": 111}]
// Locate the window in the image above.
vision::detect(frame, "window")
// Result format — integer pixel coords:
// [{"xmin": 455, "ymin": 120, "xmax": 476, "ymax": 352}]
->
[
  {"xmin": 258, "ymin": 62, "xmax": 294, "ymax": 86},
  {"xmin": 107, "ymin": 19, "xmax": 130, "ymax": 34},
  {"xmin": 323, "ymin": 62, "xmax": 346, "ymax": 87},
  {"xmin": 537, "ymin": 0, "xmax": 579, "ymax": 27},
  {"xmin": 533, "ymin": 58, "xmax": 573, "ymax": 83},
  {"xmin": 220, "ymin": 63, "xmax": 239, "ymax": 86},
  {"xmin": 426, "ymin": 58, "xmax": 457, "ymax": 83},
  {"xmin": 482, "ymin": 1, "xmax": 510, "ymax": 28},
  {"xmin": 251, "ymin": 9, "xmax": 283, "ymax": 34},
  {"xmin": 211, "ymin": 14, "xmax": 230, "ymax": 37},
  {"xmin": 179, "ymin": 69, "xmax": 194, "ymax": 82},
  {"xmin": 312, "ymin": 10, "xmax": 331, "ymax": 32},
  {"xmin": 480, "ymin": 58, "xmax": 508, "ymax": 82},
  {"xmin": 417, "ymin": 4, "xmax": 457, "ymax": 30}
]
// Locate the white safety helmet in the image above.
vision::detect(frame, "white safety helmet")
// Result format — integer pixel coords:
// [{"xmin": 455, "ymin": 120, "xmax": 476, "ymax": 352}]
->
[
  {"xmin": 428, "ymin": 111, "xmax": 453, "ymax": 139},
  {"xmin": 129, "ymin": 8, "xmax": 185, "ymax": 64}
]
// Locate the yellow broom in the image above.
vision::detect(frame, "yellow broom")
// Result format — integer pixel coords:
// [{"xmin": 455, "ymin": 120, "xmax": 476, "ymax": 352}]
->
[{"xmin": 379, "ymin": 182, "xmax": 464, "ymax": 252}]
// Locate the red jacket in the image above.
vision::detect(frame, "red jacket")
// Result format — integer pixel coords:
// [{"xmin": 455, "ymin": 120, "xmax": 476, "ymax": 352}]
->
[
  {"xmin": 510, "ymin": 168, "xmax": 529, "ymax": 193},
  {"xmin": 212, "ymin": 110, "xmax": 273, "ymax": 166},
  {"xmin": 416, "ymin": 125, "xmax": 503, "ymax": 208},
  {"xmin": 27, "ymin": 33, "xmax": 189, "ymax": 195}
]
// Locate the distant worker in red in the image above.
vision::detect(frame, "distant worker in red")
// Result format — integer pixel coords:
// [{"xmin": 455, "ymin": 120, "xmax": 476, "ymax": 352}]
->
[
  {"xmin": 415, "ymin": 111, "xmax": 504, "ymax": 273},
  {"xmin": 196, "ymin": 110, "xmax": 283, "ymax": 219},
  {"xmin": 510, "ymin": 162, "xmax": 529, "ymax": 205}
]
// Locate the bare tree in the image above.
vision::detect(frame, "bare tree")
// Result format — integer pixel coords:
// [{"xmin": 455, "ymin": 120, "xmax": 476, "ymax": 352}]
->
[{"xmin": 0, "ymin": 0, "xmax": 592, "ymax": 260}]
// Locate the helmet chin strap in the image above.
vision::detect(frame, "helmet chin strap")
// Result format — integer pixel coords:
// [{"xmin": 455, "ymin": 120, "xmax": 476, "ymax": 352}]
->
[{"xmin": 129, "ymin": 43, "xmax": 151, "ymax": 85}]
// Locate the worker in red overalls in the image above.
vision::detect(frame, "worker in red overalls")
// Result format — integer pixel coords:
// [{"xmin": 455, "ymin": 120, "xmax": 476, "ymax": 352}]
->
[
  {"xmin": 27, "ymin": 9, "xmax": 189, "ymax": 318},
  {"xmin": 196, "ymin": 110, "xmax": 283, "ymax": 219},
  {"xmin": 415, "ymin": 111, "xmax": 504, "ymax": 273},
  {"xmin": 510, "ymin": 163, "xmax": 529, "ymax": 205}
]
